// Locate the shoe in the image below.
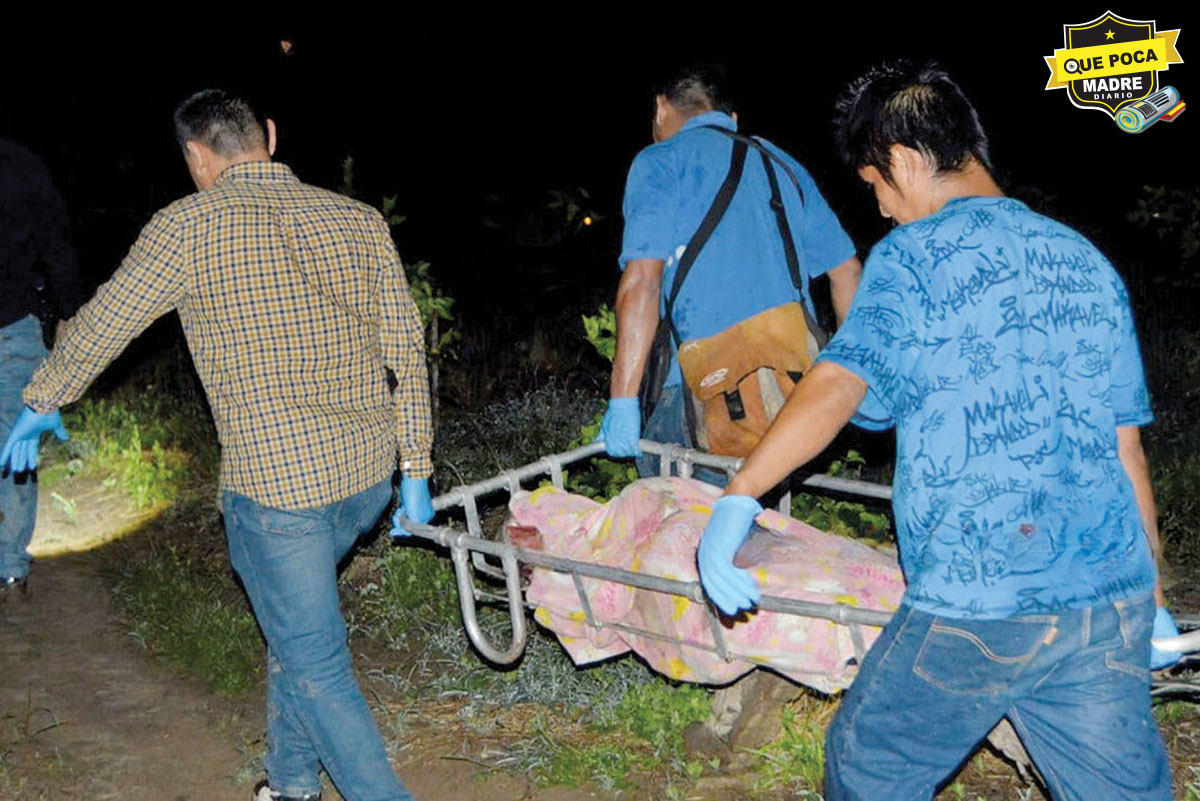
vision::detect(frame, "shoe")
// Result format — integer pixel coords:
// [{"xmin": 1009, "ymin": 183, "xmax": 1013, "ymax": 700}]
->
[
  {"xmin": 0, "ymin": 576, "xmax": 29, "ymax": 604},
  {"xmin": 253, "ymin": 779, "xmax": 320, "ymax": 801}
]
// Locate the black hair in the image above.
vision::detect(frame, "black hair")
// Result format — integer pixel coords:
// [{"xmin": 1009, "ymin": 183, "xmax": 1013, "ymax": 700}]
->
[
  {"xmin": 834, "ymin": 60, "xmax": 991, "ymax": 183},
  {"xmin": 657, "ymin": 63, "xmax": 735, "ymax": 116},
  {"xmin": 173, "ymin": 89, "xmax": 268, "ymax": 158}
]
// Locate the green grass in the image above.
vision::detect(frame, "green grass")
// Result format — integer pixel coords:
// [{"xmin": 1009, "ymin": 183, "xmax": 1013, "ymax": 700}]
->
[
  {"xmin": 1184, "ymin": 766, "xmax": 1200, "ymax": 801},
  {"xmin": 99, "ymin": 518, "xmax": 262, "ymax": 696},
  {"xmin": 351, "ymin": 544, "xmax": 461, "ymax": 642},
  {"xmin": 508, "ymin": 679, "xmax": 711, "ymax": 789},
  {"xmin": 349, "ymin": 523, "xmax": 716, "ymax": 791},
  {"xmin": 748, "ymin": 694, "xmax": 833, "ymax": 798},
  {"xmin": 41, "ymin": 386, "xmax": 210, "ymax": 510},
  {"xmin": 606, "ymin": 680, "xmax": 711, "ymax": 748},
  {"xmin": 519, "ymin": 718, "xmax": 634, "ymax": 789}
]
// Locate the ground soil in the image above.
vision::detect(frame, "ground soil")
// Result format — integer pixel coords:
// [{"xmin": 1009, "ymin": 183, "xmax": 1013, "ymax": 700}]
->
[
  {"xmin": 3, "ymin": 485, "xmax": 1198, "ymax": 801},
  {"xmin": 1, "ymin": 483, "xmax": 629, "ymax": 801}
]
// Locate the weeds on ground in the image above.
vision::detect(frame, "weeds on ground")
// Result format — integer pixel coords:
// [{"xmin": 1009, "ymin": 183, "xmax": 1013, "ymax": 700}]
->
[
  {"xmin": 1156, "ymin": 700, "xmax": 1197, "ymax": 727},
  {"xmin": 40, "ymin": 373, "xmax": 209, "ymax": 510},
  {"xmin": 508, "ymin": 678, "xmax": 710, "ymax": 789},
  {"xmin": 100, "ymin": 521, "xmax": 261, "ymax": 696},
  {"xmin": 352, "ymin": 521, "xmax": 716, "ymax": 791},
  {"xmin": 749, "ymin": 692, "xmax": 835, "ymax": 798},
  {"xmin": 433, "ymin": 381, "xmax": 603, "ymax": 489},
  {"xmin": 1184, "ymin": 766, "xmax": 1200, "ymax": 801},
  {"xmin": 350, "ymin": 544, "xmax": 460, "ymax": 651},
  {"xmin": 600, "ymin": 679, "xmax": 711, "ymax": 760}
]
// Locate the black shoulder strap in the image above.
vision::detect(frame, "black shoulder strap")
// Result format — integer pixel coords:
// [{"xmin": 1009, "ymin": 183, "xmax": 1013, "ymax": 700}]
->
[
  {"xmin": 703, "ymin": 126, "xmax": 806, "ymax": 207},
  {"xmin": 702, "ymin": 126, "xmax": 806, "ymax": 293},
  {"xmin": 663, "ymin": 135, "xmax": 748, "ymax": 346},
  {"xmin": 759, "ymin": 148, "xmax": 803, "ymax": 294}
]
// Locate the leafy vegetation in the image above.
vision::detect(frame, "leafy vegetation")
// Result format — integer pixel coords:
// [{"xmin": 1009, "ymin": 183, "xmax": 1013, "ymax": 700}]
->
[
  {"xmin": 791, "ymin": 451, "xmax": 893, "ymax": 546},
  {"xmin": 40, "ymin": 349, "xmax": 210, "ymax": 512},
  {"xmin": 580, "ymin": 304, "xmax": 617, "ymax": 363},
  {"xmin": 559, "ymin": 305, "xmax": 640, "ymax": 499}
]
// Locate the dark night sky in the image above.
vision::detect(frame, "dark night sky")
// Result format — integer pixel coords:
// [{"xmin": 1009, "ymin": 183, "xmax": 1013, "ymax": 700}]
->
[{"xmin": 3, "ymin": 6, "xmax": 1198, "ymax": 300}]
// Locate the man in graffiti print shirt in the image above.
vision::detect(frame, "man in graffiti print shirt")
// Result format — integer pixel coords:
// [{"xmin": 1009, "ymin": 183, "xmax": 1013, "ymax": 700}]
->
[{"xmin": 696, "ymin": 61, "xmax": 1174, "ymax": 800}]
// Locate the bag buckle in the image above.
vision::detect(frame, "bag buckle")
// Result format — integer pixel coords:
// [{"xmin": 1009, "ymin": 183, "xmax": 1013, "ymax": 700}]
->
[{"xmin": 724, "ymin": 389, "xmax": 746, "ymax": 421}]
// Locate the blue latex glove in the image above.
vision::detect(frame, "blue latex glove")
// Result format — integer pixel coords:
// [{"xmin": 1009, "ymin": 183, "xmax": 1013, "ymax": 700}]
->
[
  {"xmin": 596, "ymin": 397, "xmax": 641, "ymax": 457},
  {"xmin": 390, "ymin": 476, "xmax": 434, "ymax": 537},
  {"xmin": 697, "ymin": 494, "xmax": 763, "ymax": 616},
  {"xmin": 1, "ymin": 406, "xmax": 69, "ymax": 474},
  {"xmin": 1151, "ymin": 605, "xmax": 1183, "ymax": 670}
]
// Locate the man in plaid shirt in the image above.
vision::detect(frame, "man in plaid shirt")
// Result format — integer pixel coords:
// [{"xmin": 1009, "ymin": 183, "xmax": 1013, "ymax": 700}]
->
[{"xmin": 1, "ymin": 90, "xmax": 431, "ymax": 801}]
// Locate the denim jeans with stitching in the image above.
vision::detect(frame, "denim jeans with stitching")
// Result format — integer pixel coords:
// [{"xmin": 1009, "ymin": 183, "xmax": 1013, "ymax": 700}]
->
[
  {"xmin": 0, "ymin": 315, "xmax": 47, "ymax": 580},
  {"xmin": 825, "ymin": 595, "xmax": 1171, "ymax": 801},
  {"xmin": 223, "ymin": 477, "xmax": 413, "ymax": 801}
]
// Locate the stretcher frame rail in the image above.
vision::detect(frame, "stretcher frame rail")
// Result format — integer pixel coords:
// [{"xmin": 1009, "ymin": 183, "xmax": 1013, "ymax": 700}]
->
[{"xmin": 397, "ymin": 440, "xmax": 1200, "ymax": 694}]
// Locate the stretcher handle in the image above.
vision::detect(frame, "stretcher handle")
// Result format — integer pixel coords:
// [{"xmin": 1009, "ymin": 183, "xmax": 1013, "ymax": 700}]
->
[
  {"xmin": 449, "ymin": 540, "xmax": 527, "ymax": 665},
  {"xmin": 1153, "ymin": 628, "xmax": 1200, "ymax": 655}
]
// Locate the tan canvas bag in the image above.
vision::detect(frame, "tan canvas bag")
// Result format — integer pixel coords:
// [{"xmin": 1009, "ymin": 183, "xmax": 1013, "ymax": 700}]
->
[
  {"xmin": 640, "ymin": 125, "xmax": 827, "ymax": 456},
  {"xmin": 677, "ymin": 302, "xmax": 820, "ymax": 458}
]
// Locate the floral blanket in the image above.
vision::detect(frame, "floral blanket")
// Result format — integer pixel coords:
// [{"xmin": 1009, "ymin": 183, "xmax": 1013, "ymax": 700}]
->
[{"xmin": 505, "ymin": 477, "xmax": 904, "ymax": 693}]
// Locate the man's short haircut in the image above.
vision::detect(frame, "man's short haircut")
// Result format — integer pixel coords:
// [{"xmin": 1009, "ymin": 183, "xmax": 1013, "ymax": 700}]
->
[
  {"xmin": 834, "ymin": 60, "xmax": 991, "ymax": 183},
  {"xmin": 657, "ymin": 63, "xmax": 735, "ymax": 116},
  {"xmin": 173, "ymin": 89, "xmax": 268, "ymax": 158}
]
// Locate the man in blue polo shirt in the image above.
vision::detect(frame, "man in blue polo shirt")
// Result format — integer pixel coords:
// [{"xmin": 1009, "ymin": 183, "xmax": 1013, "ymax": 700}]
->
[
  {"xmin": 598, "ymin": 65, "xmax": 861, "ymax": 468},
  {"xmin": 697, "ymin": 61, "xmax": 1176, "ymax": 799}
]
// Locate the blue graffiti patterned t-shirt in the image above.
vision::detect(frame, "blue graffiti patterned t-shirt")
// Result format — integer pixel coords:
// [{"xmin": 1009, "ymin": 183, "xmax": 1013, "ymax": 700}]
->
[{"xmin": 818, "ymin": 196, "xmax": 1156, "ymax": 619}]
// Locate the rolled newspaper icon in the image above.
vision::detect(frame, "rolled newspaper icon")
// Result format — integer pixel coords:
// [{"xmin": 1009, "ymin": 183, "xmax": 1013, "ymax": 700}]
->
[{"xmin": 1116, "ymin": 86, "xmax": 1182, "ymax": 133}]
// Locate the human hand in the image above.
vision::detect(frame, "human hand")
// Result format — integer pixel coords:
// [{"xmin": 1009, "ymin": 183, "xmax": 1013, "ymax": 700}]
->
[
  {"xmin": 1151, "ymin": 606, "xmax": 1183, "ymax": 670},
  {"xmin": 1, "ymin": 406, "xmax": 69, "ymax": 474},
  {"xmin": 697, "ymin": 494, "xmax": 762, "ymax": 616},
  {"xmin": 390, "ymin": 476, "xmax": 434, "ymax": 537},
  {"xmin": 596, "ymin": 397, "xmax": 641, "ymax": 457}
]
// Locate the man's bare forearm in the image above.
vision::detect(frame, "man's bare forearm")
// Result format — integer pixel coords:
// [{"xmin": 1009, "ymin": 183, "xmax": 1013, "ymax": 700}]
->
[
  {"xmin": 726, "ymin": 361, "xmax": 867, "ymax": 498},
  {"xmin": 1117, "ymin": 425, "xmax": 1166, "ymax": 606},
  {"xmin": 828, "ymin": 256, "xmax": 863, "ymax": 327},
  {"xmin": 610, "ymin": 259, "xmax": 664, "ymax": 398}
]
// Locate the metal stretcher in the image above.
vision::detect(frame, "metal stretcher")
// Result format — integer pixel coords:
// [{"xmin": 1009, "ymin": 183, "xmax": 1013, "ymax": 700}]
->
[{"xmin": 398, "ymin": 440, "xmax": 1200, "ymax": 696}]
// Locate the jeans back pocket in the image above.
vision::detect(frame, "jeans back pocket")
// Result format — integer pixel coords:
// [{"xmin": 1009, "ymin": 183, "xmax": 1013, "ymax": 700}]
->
[
  {"xmin": 1103, "ymin": 596, "xmax": 1154, "ymax": 680},
  {"xmin": 914, "ymin": 616, "xmax": 1055, "ymax": 694}
]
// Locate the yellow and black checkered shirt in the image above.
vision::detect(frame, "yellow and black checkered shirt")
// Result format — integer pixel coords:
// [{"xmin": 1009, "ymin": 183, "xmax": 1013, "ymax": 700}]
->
[{"xmin": 26, "ymin": 161, "xmax": 433, "ymax": 509}]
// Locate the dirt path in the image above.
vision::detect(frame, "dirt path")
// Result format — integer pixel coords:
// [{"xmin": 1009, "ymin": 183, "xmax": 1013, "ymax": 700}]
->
[
  {"xmin": 0, "ymin": 554, "xmax": 252, "ymax": 800},
  {"xmin": 2, "ymin": 495, "xmax": 613, "ymax": 801}
]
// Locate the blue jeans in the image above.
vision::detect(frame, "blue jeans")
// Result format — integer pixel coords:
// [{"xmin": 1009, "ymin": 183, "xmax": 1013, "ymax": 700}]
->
[
  {"xmin": 636, "ymin": 384, "xmax": 728, "ymax": 487},
  {"xmin": 0, "ymin": 315, "xmax": 47, "ymax": 579},
  {"xmin": 223, "ymin": 478, "xmax": 413, "ymax": 801},
  {"xmin": 825, "ymin": 595, "xmax": 1171, "ymax": 801}
]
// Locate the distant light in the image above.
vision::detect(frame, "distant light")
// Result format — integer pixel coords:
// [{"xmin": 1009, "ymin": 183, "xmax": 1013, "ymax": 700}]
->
[
  {"xmin": 582, "ymin": 216, "xmax": 593, "ymax": 226},
  {"xmin": 280, "ymin": 40, "xmax": 294, "ymax": 56}
]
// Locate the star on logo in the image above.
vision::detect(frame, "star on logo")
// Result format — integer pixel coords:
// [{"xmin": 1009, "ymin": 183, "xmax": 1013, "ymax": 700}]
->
[{"xmin": 1105, "ymin": 29, "xmax": 1115, "ymax": 40}]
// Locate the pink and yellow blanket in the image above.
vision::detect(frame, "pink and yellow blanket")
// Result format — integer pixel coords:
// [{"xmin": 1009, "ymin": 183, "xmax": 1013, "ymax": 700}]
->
[{"xmin": 505, "ymin": 477, "xmax": 904, "ymax": 694}]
